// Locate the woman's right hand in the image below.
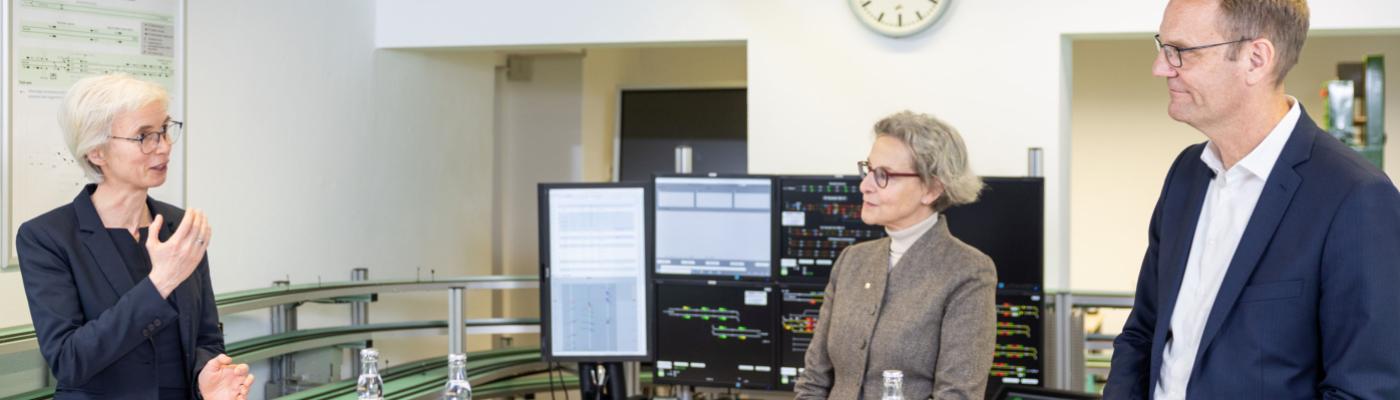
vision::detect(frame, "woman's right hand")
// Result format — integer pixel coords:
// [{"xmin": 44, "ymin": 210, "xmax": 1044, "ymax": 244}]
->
[
  {"xmin": 199, "ymin": 355, "xmax": 253, "ymax": 400},
  {"xmin": 146, "ymin": 209, "xmax": 212, "ymax": 298}
]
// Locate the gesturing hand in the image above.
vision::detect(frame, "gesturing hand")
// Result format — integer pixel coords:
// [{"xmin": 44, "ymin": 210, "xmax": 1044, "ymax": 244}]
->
[
  {"xmin": 198, "ymin": 354, "xmax": 254, "ymax": 400},
  {"xmin": 146, "ymin": 209, "xmax": 212, "ymax": 298}
]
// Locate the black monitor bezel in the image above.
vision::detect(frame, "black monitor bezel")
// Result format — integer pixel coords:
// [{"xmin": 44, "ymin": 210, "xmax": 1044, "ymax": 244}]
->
[
  {"xmin": 537, "ymin": 181, "xmax": 655, "ymax": 362},
  {"xmin": 943, "ymin": 176, "xmax": 1045, "ymax": 292}
]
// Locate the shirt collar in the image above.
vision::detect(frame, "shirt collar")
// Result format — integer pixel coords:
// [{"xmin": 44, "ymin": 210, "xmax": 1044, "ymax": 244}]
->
[
  {"xmin": 887, "ymin": 211, "xmax": 939, "ymax": 251},
  {"xmin": 1200, "ymin": 96, "xmax": 1301, "ymax": 182}
]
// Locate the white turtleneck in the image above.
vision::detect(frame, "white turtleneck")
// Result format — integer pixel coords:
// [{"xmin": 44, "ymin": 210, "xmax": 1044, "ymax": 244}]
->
[{"xmin": 886, "ymin": 212, "xmax": 939, "ymax": 269}]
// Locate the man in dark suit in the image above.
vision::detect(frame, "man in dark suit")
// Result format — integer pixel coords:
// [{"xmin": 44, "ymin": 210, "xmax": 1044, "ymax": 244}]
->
[{"xmin": 1104, "ymin": 0, "xmax": 1400, "ymax": 399}]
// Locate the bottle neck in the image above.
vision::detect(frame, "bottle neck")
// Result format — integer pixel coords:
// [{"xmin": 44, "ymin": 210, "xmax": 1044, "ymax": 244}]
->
[
  {"xmin": 449, "ymin": 361, "xmax": 468, "ymax": 381},
  {"xmin": 363, "ymin": 360, "xmax": 380, "ymax": 375},
  {"xmin": 883, "ymin": 376, "xmax": 903, "ymax": 397}
]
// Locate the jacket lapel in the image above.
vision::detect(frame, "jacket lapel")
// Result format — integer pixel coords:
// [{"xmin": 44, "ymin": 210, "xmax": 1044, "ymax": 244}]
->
[
  {"xmin": 864, "ymin": 238, "xmax": 891, "ymax": 297},
  {"xmin": 74, "ymin": 185, "xmax": 137, "ymax": 298},
  {"xmin": 1156, "ymin": 156, "xmax": 1214, "ymax": 333},
  {"xmin": 1148, "ymin": 154, "xmax": 1213, "ymax": 390},
  {"xmin": 895, "ymin": 215, "xmax": 950, "ymax": 271},
  {"xmin": 1190, "ymin": 110, "xmax": 1317, "ymax": 373}
]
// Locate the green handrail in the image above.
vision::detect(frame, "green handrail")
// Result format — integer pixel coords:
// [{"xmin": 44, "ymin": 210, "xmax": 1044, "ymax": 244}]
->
[{"xmin": 0, "ymin": 275, "xmax": 539, "ymax": 355}]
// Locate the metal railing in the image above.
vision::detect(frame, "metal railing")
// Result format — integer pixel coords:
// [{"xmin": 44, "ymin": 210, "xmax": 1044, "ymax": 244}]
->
[
  {"xmin": 1, "ymin": 276, "xmax": 1140, "ymax": 397},
  {"xmin": 1044, "ymin": 290, "xmax": 1134, "ymax": 393}
]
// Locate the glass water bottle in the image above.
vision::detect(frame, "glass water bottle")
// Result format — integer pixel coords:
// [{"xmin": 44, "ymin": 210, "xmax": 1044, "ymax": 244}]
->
[
  {"xmin": 442, "ymin": 353, "xmax": 473, "ymax": 399},
  {"xmin": 882, "ymin": 369, "xmax": 904, "ymax": 400},
  {"xmin": 357, "ymin": 348, "xmax": 384, "ymax": 399}
]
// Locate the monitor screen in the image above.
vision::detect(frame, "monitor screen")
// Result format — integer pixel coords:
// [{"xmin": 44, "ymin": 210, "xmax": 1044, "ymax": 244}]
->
[
  {"xmin": 538, "ymin": 183, "xmax": 652, "ymax": 361},
  {"xmin": 776, "ymin": 284, "xmax": 825, "ymax": 389},
  {"xmin": 991, "ymin": 291, "xmax": 1045, "ymax": 386},
  {"xmin": 943, "ymin": 177, "xmax": 1044, "ymax": 292},
  {"xmin": 653, "ymin": 280, "xmax": 778, "ymax": 389},
  {"xmin": 654, "ymin": 176, "xmax": 775, "ymax": 279},
  {"xmin": 776, "ymin": 176, "xmax": 885, "ymax": 282}
]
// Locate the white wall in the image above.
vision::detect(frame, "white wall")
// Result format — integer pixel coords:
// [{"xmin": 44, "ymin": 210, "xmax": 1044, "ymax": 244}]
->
[
  {"xmin": 191, "ymin": 1, "xmax": 499, "ymax": 397},
  {"xmin": 376, "ymin": 0, "xmax": 1400, "ymax": 290},
  {"xmin": 0, "ymin": 0, "xmax": 499, "ymax": 398}
]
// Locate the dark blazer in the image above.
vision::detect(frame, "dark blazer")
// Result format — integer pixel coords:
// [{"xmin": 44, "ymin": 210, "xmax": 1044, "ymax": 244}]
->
[
  {"xmin": 795, "ymin": 216, "xmax": 997, "ymax": 400},
  {"xmin": 18, "ymin": 184, "xmax": 224, "ymax": 399},
  {"xmin": 1105, "ymin": 109, "xmax": 1400, "ymax": 399}
]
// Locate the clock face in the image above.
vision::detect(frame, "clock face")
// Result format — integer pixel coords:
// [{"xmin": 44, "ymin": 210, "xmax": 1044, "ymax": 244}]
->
[{"xmin": 848, "ymin": 0, "xmax": 951, "ymax": 38}]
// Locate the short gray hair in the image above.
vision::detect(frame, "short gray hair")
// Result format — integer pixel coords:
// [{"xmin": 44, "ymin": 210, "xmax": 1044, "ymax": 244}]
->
[
  {"xmin": 1218, "ymin": 0, "xmax": 1309, "ymax": 86},
  {"xmin": 57, "ymin": 73, "xmax": 169, "ymax": 183},
  {"xmin": 873, "ymin": 111, "xmax": 983, "ymax": 212}
]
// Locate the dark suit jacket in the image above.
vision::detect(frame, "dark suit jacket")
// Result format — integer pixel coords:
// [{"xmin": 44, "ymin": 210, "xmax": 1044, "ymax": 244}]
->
[
  {"xmin": 18, "ymin": 184, "xmax": 224, "ymax": 399},
  {"xmin": 1104, "ymin": 109, "xmax": 1400, "ymax": 399},
  {"xmin": 795, "ymin": 216, "xmax": 997, "ymax": 400}
]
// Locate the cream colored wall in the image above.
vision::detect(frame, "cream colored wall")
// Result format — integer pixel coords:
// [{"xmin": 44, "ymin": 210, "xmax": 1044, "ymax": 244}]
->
[
  {"xmin": 581, "ymin": 49, "xmax": 631, "ymax": 182},
  {"xmin": 580, "ymin": 45, "xmax": 747, "ymax": 182},
  {"xmin": 0, "ymin": 272, "xmax": 27, "ymax": 327},
  {"xmin": 495, "ymin": 54, "xmax": 585, "ymax": 347},
  {"xmin": 1069, "ymin": 39, "xmax": 1202, "ymax": 293},
  {"xmin": 488, "ymin": 46, "xmax": 745, "ymax": 349},
  {"xmin": 1069, "ymin": 34, "xmax": 1400, "ymax": 293},
  {"xmin": 1286, "ymin": 35, "xmax": 1400, "ymax": 176}
]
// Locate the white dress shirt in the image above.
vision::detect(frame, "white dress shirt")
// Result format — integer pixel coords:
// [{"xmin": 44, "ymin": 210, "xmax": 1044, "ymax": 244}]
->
[
  {"xmin": 887, "ymin": 211, "xmax": 939, "ymax": 269},
  {"xmin": 1154, "ymin": 98, "xmax": 1301, "ymax": 399}
]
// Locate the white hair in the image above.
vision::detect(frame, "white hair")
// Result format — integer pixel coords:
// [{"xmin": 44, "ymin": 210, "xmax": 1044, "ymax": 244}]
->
[
  {"xmin": 57, "ymin": 73, "xmax": 169, "ymax": 183},
  {"xmin": 873, "ymin": 110, "xmax": 984, "ymax": 212}
]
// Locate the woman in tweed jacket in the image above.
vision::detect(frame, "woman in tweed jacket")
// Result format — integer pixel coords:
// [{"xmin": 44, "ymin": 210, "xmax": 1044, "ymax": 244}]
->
[{"xmin": 795, "ymin": 111, "xmax": 997, "ymax": 400}]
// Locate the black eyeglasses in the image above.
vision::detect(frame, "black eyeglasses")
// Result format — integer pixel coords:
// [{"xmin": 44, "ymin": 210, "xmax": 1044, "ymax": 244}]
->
[
  {"xmin": 110, "ymin": 119, "xmax": 183, "ymax": 154},
  {"xmin": 1154, "ymin": 34, "xmax": 1250, "ymax": 68},
  {"xmin": 858, "ymin": 161, "xmax": 921, "ymax": 189}
]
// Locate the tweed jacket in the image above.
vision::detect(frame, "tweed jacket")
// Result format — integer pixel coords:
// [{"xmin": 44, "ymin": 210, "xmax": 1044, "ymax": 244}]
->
[{"xmin": 795, "ymin": 215, "xmax": 996, "ymax": 400}]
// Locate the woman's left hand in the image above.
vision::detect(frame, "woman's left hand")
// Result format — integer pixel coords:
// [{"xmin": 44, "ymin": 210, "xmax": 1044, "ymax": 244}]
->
[{"xmin": 198, "ymin": 354, "xmax": 255, "ymax": 400}]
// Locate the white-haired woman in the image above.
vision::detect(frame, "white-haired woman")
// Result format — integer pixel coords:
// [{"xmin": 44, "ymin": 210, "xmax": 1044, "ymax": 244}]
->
[
  {"xmin": 17, "ymin": 74, "xmax": 253, "ymax": 399},
  {"xmin": 795, "ymin": 111, "xmax": 996, "ymax": 400}
]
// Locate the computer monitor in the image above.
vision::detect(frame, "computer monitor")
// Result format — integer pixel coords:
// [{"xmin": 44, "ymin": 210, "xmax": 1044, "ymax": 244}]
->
[
  {"xmin": 538, "ymin": 182, "xmax": 653, "ymax": 361},
  {"xmin": 776, "ymin": 176, "xmax": 885, "ymax": 282},
  {"xmin": 991, "ymin": 291, "xmax": 1045, "ymax": 387},
  {"xmin": 653, "ymin": 279, "xmax": 778, "ymax": 389},
  {"xmin": 653, "ymin": 175, "xmax": 776, "ymax": 279},
  {"xmin": 776, "ymin": 283, "xmax": 825, "ymax": 389},
  {"xmin": 943, "ymin": 177, "xmax": 1045, "ymax": 292},
  {"xmin": 940, "ymin": 177, "xmax": 1046, "ymax": 387}
]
